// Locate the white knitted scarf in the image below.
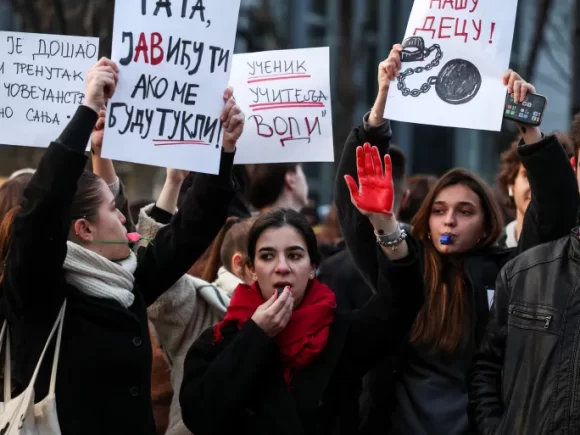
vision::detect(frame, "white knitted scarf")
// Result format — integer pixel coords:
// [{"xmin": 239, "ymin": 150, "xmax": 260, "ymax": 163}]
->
[{"xmin": 63, "ymin": 241, "xmax": 137, "ymax": 308}]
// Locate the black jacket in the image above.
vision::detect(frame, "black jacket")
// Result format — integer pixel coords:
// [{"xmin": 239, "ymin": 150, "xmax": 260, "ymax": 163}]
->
[
  {"xmin": 335, "ymin": 117, "xmax": 580, "ymax": 434},
  {"xmin": 179, "ymin": 273, "xmax": 421, "ymax": 435},
  {"xmin": 468, "ymin": 230, "xmax": 580, "ymax": 434},
  {"xmin": 0, "ymin": 106, "xmax": 236, "ymax": 435}
]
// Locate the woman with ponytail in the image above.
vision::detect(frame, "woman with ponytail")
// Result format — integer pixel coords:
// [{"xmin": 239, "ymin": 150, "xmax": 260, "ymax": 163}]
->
[{"xmin": 0, "ymin": 57, "xmax": 245, "ymax": 435}]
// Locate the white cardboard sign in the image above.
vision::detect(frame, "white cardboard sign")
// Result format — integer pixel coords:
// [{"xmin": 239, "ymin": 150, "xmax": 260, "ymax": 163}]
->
[
  {"xmin": 0, "ymin": 31, "xmax": 99, "ymax": 148},
  {"xmin": 229, "ymin": 47, "xmax": 334, "ymax": 164},
  {"xmin": 102, "ymin": 0, "xmax": 241, "ymax": 175},
  {"xmin": 384, "ymin": 0, "xmax": 518, "ymax": 131}
]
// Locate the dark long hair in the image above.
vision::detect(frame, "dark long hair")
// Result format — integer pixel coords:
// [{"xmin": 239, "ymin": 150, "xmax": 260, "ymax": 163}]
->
[
  {"xmin": 410, "ymin": 168, "xmax": 503, "ymax": 353},
  {"xmin": 247, "ymin": 208, "xmax": 320, "ymax": 267}
]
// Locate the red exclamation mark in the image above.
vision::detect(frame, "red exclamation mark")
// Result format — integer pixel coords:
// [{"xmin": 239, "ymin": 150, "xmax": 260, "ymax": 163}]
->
[{"xmin": 489, "ymin": 22, "xmax": 496, "ymax": 44}]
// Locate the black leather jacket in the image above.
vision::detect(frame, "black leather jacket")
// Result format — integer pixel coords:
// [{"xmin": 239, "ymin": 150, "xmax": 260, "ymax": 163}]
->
[{"xmin": 469, "ymin": 229, "xmax": 580, "ymax": 434}]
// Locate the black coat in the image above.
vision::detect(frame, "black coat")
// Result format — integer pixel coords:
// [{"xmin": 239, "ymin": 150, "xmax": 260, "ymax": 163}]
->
[
  {"xmin": 0, "ymin": 106, "xmax": 236, "ymax": 435},
  {"xmin": 335, "ymin": 119, "xmax": 580, "ymax": 434},
  {"xmin": 469, "ymin": 230, "xmax": 580, "ymax": 434},
  {"xmin": 179, "ymin": 276, "xmax": 420, "ymax": 435}
]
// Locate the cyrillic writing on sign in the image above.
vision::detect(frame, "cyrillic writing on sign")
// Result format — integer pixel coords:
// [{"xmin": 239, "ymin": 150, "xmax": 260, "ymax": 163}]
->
[
  {"xmin": 0, "ymin": 31, "xmax": 98, "ymax": 149},
  {"xmin": 102, "ymin": 0, "xmax": 241, "ymax": 175},
  {"xmin": 229, "ymin": 48, "xmax": 334, "ymax": 165}
]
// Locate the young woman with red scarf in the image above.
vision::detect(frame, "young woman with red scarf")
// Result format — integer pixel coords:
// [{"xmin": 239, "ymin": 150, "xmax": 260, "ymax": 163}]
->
[{"xmin": 179, "ymin": 206, "xmax": 419, "ymax": 435}]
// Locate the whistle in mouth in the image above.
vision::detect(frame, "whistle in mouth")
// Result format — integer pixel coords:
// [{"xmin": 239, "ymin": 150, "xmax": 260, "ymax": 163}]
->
[{"xmin": 440, "ymin": 234, "xmax": 452, "ymax": 245}]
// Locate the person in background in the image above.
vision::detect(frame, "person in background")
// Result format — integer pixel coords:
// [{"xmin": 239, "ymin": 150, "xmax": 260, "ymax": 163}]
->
[
  {"xmin": 0, "ymin": 170, "xmax": 33, "ymax": 223},
  {"xmin": 0, "ymin": 58, "xmax": 242, "ymax": 435},
  {"xmin": 337, "ymin": 45, "xmax": 579, "ymax": 435},
  {"xmin": 496, "ymin": 139, "xmax": 529, "ymax": 248},
  {"xmin": 302, "ymin": 200, "xmax": 321, "ymax": 228},
  {"xmin": 200, "ymin": 216, "xmax": 257, "ymax": 295},
  {"xmin": 497, "ymin": 132, "xmax": 574, "ymax": 248},
  {"xmin": 247, "ymin": 163, "xmax": 309, "ymax": 213},
  {"xmin": 315, "ymin": 203, "xmax": 343, "ymax": 260},
  {"xmin": 398, "ymin": 174, "xmax": 438, "ymax": 225}
]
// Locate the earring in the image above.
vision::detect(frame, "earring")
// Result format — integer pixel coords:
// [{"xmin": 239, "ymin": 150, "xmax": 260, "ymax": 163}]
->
[
  {"xmin": 427, "ymin": 233, "xmax": 431, "ymax": 240},
  {"xmin": 508, "ymin": 187, "xmax": 514, "ymax": 197},
  {"xmin": 309, "ymin": 273, "xmax": 315, "ymax": 279}
]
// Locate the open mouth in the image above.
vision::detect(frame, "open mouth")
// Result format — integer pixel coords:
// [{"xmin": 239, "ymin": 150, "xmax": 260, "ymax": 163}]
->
[{"xmin": 274, "ymin": 282, "xmax": 293, "ymax": 294}]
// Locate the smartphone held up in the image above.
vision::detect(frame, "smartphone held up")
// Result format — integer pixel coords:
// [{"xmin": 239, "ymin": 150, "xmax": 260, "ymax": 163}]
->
[{"xmin": 503, "ymin": 92, "xmax": 547, "ymax": 127}]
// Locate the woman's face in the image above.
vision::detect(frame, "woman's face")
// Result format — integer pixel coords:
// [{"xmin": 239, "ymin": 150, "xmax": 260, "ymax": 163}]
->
[
  {"xmin": 509, "ymin": 164, "xmax": 531, "ymax": 217},
  {"xmin": 76, "ymin": 180, "xmax": 130, "ymax": 261},
  {"xmin": 250, "ymin": 225, "xmax": 315, "ymax": 308},
  {"xmin": 428, "ymin": 184, "xmax": 486, "ymax": 255}
]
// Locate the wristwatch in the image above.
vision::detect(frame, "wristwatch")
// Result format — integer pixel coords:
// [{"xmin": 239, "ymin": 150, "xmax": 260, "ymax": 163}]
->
[{"xmin": 374, "ymin": 223, "xmax": 407, "ymax": 251}]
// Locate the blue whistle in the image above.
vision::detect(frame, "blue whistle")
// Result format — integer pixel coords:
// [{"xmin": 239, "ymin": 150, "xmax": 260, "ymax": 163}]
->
[{"xmin": 440, "ymin": 234, "xmax": 452, "ymax": 245}]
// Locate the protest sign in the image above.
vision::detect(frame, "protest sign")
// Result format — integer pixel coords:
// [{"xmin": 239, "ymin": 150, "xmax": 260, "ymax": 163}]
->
[
  {"xmin": 229, "ymin": 47, "xmax": 333, "ymax": 164},
  {"xmin": 0, "ymin": 31, "xmax": 98, "ymax": 148},
  {"xmin": 102, "ymin": 0, "xmax": 241, "ymax": 175},
  {"xmin": 384, "ymin": 0, "xmax": 518, "ymax": 131}
]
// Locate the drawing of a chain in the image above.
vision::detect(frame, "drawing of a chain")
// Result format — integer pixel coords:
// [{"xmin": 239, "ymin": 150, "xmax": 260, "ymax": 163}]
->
[{"xmin": 397, "ymin": 36, "xmax": 482, "ymax": 105}]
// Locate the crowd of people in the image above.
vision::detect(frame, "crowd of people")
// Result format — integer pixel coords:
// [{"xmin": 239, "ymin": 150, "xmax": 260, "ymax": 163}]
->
[{"xmin": 1, "ymin": 43, "xmax": 580, "ymax": 435}]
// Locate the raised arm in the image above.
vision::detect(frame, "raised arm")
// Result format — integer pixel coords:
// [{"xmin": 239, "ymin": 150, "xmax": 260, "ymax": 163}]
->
[
  {"xmin": 2, "ymin": 58, "xmax": 117, "ymax": 317},
  {"xmin": 336, "ymin": 46, "xmax": 403, "ymax": 290},
  {"xmin": 135, "ymin": 87, "xmax": 244, "ymax": 306},
  {"xmin": 91, "ymin": 108, "xmax": 136, "ymax": 233},
  {"xmin": 468, "ymin": 269, "xmax": 510, "ymax": 434},
  {"xmin": 500, "ymin": 71, "xmax": 580, "ymax": 254}
]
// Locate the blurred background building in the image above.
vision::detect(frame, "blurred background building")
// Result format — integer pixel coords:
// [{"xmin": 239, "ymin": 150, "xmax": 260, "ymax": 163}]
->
[{"xmin": 0, "ymin": 0, "xmax": 574, "ymax": 206}]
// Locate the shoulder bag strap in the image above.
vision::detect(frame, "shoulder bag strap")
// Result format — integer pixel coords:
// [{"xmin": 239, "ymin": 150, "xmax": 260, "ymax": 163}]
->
[
  {"xmin": 0, "ymin": 321, "xmax": 11, "ymax": 401},
  {"xmin": 27, "ymin": 301, "xmax": 66, "ymax": 391}
]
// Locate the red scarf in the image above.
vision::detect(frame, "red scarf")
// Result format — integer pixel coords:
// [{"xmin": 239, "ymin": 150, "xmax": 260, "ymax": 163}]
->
[{"xmin": 213, "ymin": 279, "xmax": 337, "ymax": 385}]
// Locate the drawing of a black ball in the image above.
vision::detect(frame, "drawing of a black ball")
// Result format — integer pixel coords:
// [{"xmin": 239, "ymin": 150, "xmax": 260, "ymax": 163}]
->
[{"xmin": 435, "ymin": 59, "xmax": 482, "ymax": 105}]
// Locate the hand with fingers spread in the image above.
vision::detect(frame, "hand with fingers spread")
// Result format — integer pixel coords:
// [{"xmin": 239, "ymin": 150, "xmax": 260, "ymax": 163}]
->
[
  {"xmin": 251, "ymin": 287, "xmax": 294, "ymax": 337},
  {"xmin": 378, "ymin": 44, "xmax": 403, "ymax": 92},
  {"xmin": 84, "ymin": 57, "xmax": 119, "ymax": 114},
  {"xmin": 344, "ymin": 143, "xmax": 395, "ymax": 218},
  {"xmin": 221, "ymin": 86, "xmax": 245, "ymax": 153}
]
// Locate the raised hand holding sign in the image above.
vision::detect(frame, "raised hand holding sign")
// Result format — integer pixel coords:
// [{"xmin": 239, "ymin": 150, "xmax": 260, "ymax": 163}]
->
[{"xmin": 344, "ymin": 143, "xmax": 394, "ymax": 217}]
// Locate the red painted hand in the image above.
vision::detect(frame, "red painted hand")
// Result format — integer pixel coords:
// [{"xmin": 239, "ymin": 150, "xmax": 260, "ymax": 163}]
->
[{"xmin": 344, "ymin": 143, "xmax": 394, "ymax": 217}]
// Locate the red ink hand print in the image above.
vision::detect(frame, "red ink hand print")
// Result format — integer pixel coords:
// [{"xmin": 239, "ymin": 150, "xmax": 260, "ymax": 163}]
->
[{"xmin": 344, "ymin": 143, "xmax": 394, "ymax": 217}]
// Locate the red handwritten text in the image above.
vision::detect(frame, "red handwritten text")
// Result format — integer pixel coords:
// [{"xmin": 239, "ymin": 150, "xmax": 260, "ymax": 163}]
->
[
  {"xmin": 249, "ymin": 112, "xmax": 327, "ymax": 147},
  {"xmin": 429, "ymin": 0, "xmax": 478, "ymax": 12},
  {"xmin": 413, "ymin": 16, "xmax": 496, "ymax": 43}
]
